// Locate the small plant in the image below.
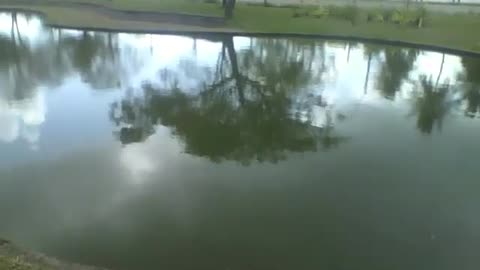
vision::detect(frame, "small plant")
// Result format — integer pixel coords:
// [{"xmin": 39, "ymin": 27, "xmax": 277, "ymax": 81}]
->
[
  {"xmin": 373, "ymin": 13, "xmax": 384, "ymax": 22},
  {"xmin": 414, "ymin": 6, "xmax": 428, "ymax": 27},
  {"xmin": 416, "ymin": 6, "xmax": 428, "ymax": 19},
  {"xmin": 311, "ymin": 7, "xmax": 329, "ymax": 18},
  {"xmin": 292, "ymin": 7, "xmax": 310, "ymax": 18},
  {"xmin": 381, "ymin": 8, "xmax": 395, "ymax": 22},
  {"xmin": 367, "ymin": 10, "xmax": 385, "ymax": 23},
  {"xmin": 327, "ymin": 4, "xmax": 360, "ymax": 24},
  {"xmin": 390, "ymin": 10, "xmax": 404, "ymax": 24},
  {"xmin": 0, "ymin": 256, "xmax": 34, "ymax": 270},
  {"xmin": 367, "ymin": 7, "xmax": 426, "ymax": 28},
  {"xmin": 389, "ymin": 9, "xmax": 423, "ymax": 26}
]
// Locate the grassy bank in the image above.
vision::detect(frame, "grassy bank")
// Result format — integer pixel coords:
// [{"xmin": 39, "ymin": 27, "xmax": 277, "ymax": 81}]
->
[
  {"xmin": 0, "ymin": 255, "xmax": 41, "ymax": 270},
  {"xmin": 0, "ymin": 239, "xmax": 105, "ymax": 270},
  {"xmin": 0, "ymin": 1, "xmax": 480, "ymax": 52},
  {"xmin": 29, "ymin": 0, "xmax": 224, "ymax": 15},
  {"xmin": 0, "ymin": 255, "xmax": 101, "ymax": 270},
  {"xmin": 230, "ymin": 4, "xmax": 480, "ymax": 52},
  {"xmin": 106, "ymin": 0, "xmax": 222, "ymax": 15}
]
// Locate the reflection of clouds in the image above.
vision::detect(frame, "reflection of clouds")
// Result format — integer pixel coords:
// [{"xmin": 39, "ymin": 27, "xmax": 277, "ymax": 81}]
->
[
  {"xmin": 116, "ymin": 34, "xmax": 251, "ymax": 93},
  {"xmin": 319, "ymin": 44, "xmax": 463, "ymax": 105},
  {"xmin": 414, "ymin": 52, "xmax": 462, "ymax": 83},
  {"xmin": 117, "ymin": 34, "xmax": 219, "ymax": 90},
  {"xmin": 120, "ymin": 126, "xmax": 187, "ymax": 184},
  {"xmin": 304, "ymin": 44, "xmax": 465, "ymax": 127},
  {"xmin": 0, "ymin": 13, "xmax": 47, "ymax": 48},
  {"xmin": 0, "ymin": 111, "xmax": 18, "ymax": 142},
  {"xmin": 0, "ymin": 12, "xmax": 472, "ymax": 148},
  {"xmin": 0, "ymin": 89, "xmax": 46, "ymax": 147}
]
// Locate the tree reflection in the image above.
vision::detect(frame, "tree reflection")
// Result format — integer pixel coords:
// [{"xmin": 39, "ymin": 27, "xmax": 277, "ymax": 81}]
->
[
  {"xmin": 0, "ymin": 17, "xmax": 126, "ymax": 103},
  {"xmin": 377, "ymin": 47, "xmax": 418, "ymax": 99},
  {"xmin": 412, "ymin": 76, "xmax": 459, "ymax": 134},
  {"xmin": 4, "ymin": 12, "xmax": 35, "ymax": 101},
  {"xmin": 1, "ymin": 12, "xmax": 479, "ymax": 146},
  {"xmin": 0, "ymin": 13, "xmax": 135, "ymax": 146},
  {"xmin": 60, "ymin": 31, "xmax": 125, "ymax": 90},
  {"xmin": 460, "ymin": 56, "xmax": 480, "ymax": 118},
  {"xmin": 110, "ymin": 35, "xmax": 347, "ymax": 164},
  {"xmin": 363, "ymin": 44, "xmax": 383, "ymax": 94}
]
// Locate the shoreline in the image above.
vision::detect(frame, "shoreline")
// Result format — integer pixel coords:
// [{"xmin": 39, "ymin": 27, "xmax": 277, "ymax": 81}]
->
[
  {"xmin": 1, "ymin": 7, "xmax": 479, "ymax": 58},
  {"xmin": 0, "ymin": 0, "xmax": 225, "ymax": 27},
  {"xmin": 0, "ymin": 238, "xmax": 106, "ymax": 270},
  {"xmin": 49, "ymin": 24, "xmax": 480, "ymax": 58},
  {"xmin": 0, "ymin": 1, "xmax": 480, "ymax": 54},
  {"xmin": 0, "ymin": 3, "xmax": 479, "ymax": 270}
]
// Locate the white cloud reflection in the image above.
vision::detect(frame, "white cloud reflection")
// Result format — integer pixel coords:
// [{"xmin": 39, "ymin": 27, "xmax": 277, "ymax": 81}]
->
[
  {"xmin": 0, "ymin": 12, "xmax": 48, "ymax": 47},
  {"xmin": 119, "ymin": 126, "xmax": 185, "ymax": 184},
  {"xmin": 0, "ymin": 89, "xmax": 46, "ymax": 148},
  {"xmin": 0, "ymin": 12, "xmax": 472, "ymax": 152}
]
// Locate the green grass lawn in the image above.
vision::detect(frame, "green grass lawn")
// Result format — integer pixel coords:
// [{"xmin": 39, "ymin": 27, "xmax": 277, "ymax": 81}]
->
[
  {"xmin": 229, "ymin": 4, "xmax": 480, "ymax": 51},
  {"xmin": 53, "ymin": 0, "xmax": 223, "ymax": 15},
  {"xmin": 112, "ymin": 0, "xmax": 222, "ymax": 15}
]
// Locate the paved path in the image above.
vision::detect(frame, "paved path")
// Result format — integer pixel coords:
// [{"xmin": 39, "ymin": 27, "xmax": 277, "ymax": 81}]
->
[{"xmin": 241, "ymin": 0, "xmax": 480, "ymax": 13}]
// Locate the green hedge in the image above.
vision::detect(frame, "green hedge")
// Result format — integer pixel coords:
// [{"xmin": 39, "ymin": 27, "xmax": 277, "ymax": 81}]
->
[{"xmin": 293, "ymin": 5, "xmax": 428, "ymax": 28}]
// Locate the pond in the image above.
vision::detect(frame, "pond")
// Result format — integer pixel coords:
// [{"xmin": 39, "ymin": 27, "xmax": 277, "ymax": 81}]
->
[{"xmin": 0, "ymin": 12, "xmax": 480, "ymax": 270}]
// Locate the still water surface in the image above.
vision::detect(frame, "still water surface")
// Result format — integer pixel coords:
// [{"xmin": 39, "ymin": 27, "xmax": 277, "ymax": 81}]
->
[{"xmin": 1, "ymin": 12, "xmax": 480, "ymax": 270}]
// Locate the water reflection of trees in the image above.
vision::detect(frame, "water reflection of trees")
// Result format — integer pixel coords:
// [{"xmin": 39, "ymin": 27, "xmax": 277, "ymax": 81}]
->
[
  {"xmin": 0, "ymin": 14, "xmax": 132, "ymax": 103},
  {"xmin": 0, "ymin": 13, "xmax": 133, "ymax": 144},
  {"xmin": 0, "ymin": 12, "xmax": 36, "ymax": 101},
  {"xmin": 377, "ymin": 47, "xmax": 419, "ymax": 99},
  {"xmin": 107, "ymin": 35, "xmax": 480, "ymax": 163},
  {"xmin": 58, "ymin": 31, "xmax": 126, "ymax": 90},
  {"xmin": 411, "ymin": 77, "xmax": 458, "ymax": 134},
  {"xmin": 1, "ymin": 12, "xmax": 480, "ymax": 144},
  {"xmin": 110, "ymin": 36, "xmax": 347, "ymax": 164},
  {"xmin": 408, "ymin": 55, "xmax": 480, "ymax": 133},
  {"xmin": 460, "ymin": 56, "xmax": 480, "ymax": 118}
]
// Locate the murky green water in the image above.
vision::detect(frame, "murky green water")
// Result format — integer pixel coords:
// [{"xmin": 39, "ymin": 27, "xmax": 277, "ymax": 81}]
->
[{"xmin": 1, "ymin": 12, "xmax": 480, "ymax": 270}]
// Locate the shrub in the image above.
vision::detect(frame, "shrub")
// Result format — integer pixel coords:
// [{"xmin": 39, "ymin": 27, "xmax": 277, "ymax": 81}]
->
[
  {"xmin": 390, "ymin": 10, "xmax": 404, "ymax": 24},
  {"xmin": 416, "ymin": 6, "xmax": 428, "ymax": 18},
  {"xmin": 292, "ymin": 4, "xmax": 361, "ymax": 25},
  {"xmin": 327, "ymin": 5, "xmax": 360, "ymax": 24},
  {"xmin": 381, "ymin": 9, "xmax": 395, "ymax": 22},
  {"xmin": 367, "ymin": 10, "xmax": 385, "ymax": 23},
  {"xmin": 292, "ymin": 7, "xmax": 311, "ymax": 18},
  {"xmin": 311, "ymin": 7, "xmax": 329, "ymax": 18},
  {"xmin": 390, "ymin": 9, "xmax": 424, "ymax": 26},
  {"xmin": 366, "ymin": 7, "xmax": 427, "ymax": 27}
]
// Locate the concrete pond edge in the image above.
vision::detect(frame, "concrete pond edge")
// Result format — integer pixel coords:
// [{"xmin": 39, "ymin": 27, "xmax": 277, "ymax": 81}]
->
[{"xmin": 1, "ymin": 6, "xmax": 480, "ymax": 57}]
